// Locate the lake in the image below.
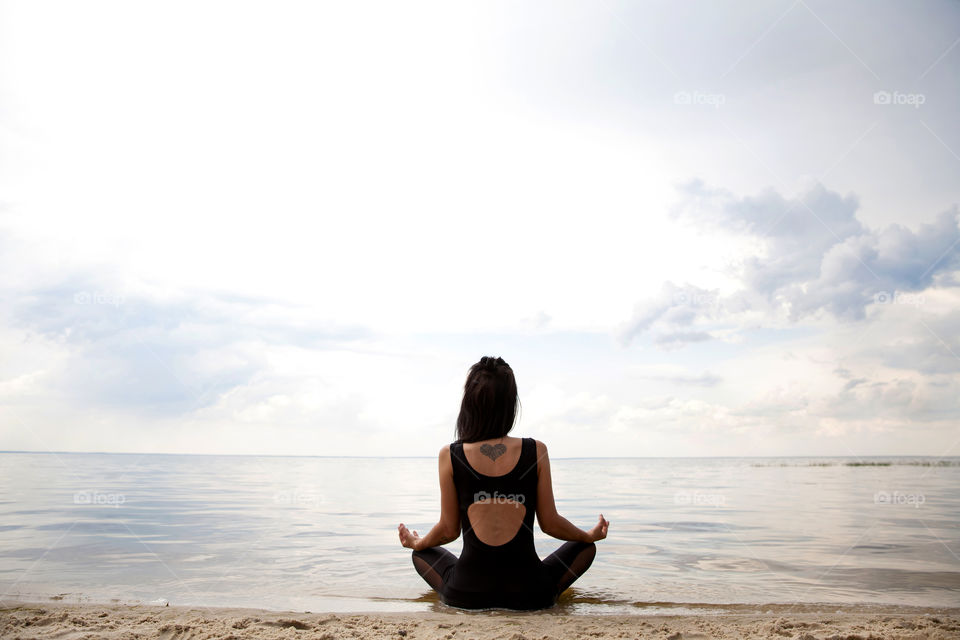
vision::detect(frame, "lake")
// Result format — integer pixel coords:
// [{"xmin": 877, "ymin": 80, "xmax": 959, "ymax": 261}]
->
[{"xmin": 1, "ymin": 452, "xmax": 957, "ymax": 614}]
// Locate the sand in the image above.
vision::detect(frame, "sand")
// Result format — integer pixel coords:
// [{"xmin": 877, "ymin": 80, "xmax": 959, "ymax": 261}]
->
[{"xmin": 2, "ymin": 600, "xmax": 959, "ymax": 640}]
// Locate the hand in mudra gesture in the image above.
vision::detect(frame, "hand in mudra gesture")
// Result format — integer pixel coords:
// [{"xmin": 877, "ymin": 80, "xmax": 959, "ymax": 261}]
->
[
  {"xmin": 397, "ymin": 523, "xmax": 421, "ymax": 550},
  {"xmin": 587, "ymin": 514, "xmax": 610, "ymax": 542}
]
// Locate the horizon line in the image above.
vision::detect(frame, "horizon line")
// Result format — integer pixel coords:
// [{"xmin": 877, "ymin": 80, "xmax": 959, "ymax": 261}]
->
[{"xmin": 1, "ymin": 450, "xmax": 957, "ymax": 460}]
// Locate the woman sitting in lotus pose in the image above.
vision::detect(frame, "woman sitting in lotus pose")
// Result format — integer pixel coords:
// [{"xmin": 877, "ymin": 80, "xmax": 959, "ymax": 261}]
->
[{"xmin": 398, "ymin": 356, "xmax": 609, "ymax": 610}]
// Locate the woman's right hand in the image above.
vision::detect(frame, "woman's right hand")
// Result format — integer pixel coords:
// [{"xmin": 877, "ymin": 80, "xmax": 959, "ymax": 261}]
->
[{"xmin": 587, "ymin": 513, "xmax": 609, "ymax": 542}]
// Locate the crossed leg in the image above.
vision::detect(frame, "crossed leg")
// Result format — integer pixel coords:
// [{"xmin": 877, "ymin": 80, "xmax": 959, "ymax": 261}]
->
[
  {"xmin": 542, "ymin": 541, "xmax": 597, "ymax": 597},
  {"xmin": 411, "ymin": 546, "xmax": 457, "ymax": 593}
]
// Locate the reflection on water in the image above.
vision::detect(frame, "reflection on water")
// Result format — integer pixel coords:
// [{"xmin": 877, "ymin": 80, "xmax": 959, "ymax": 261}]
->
[{"xmin": 0, "ymin": 452, "xmax": 958, "ymax": 613}]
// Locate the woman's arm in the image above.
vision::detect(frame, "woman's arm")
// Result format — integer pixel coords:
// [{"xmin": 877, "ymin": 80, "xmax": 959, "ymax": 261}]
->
[
  {"xmin": 534, "ymin": 440, "xmax": 609, "ymax": 542},
  {"xmin": 398, "ymin": 445, "xmax": 461, "ymax": 551}
]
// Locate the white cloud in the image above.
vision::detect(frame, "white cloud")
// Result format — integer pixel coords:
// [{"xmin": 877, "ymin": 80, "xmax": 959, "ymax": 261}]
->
[{"xmin": 622, "ymin": 182, "xmax": 960, "ymax": 346}]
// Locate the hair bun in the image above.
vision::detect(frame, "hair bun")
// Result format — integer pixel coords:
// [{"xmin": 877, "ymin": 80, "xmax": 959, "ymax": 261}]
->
[{"xmin": 478, "ymin": 356, "xmax": 508, "ymax": 371}]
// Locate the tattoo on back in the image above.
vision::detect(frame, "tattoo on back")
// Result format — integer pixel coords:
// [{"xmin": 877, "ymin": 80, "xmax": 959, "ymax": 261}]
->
[{"xmin": 480, "ymin": 443, "xmax": 507, "ymax": 461}]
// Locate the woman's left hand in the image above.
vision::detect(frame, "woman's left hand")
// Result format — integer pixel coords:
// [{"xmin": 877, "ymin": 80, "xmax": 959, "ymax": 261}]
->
[{"xmin": 398, "ymin": 523, "xmax": 421, "ymax": 550}]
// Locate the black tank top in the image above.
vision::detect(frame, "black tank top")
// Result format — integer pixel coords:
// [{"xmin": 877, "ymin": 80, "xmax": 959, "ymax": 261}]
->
[{"xmin": 443, "ymin": 437, "xmax": 555, "ymax": 610}]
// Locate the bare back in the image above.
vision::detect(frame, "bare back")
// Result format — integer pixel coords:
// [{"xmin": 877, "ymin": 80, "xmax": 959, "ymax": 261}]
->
[{"xmin": 460, "ymin": 436, "xmax": 527, "ymax": 545}]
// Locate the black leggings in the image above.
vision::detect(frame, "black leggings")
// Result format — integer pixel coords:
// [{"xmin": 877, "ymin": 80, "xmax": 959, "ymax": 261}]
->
[{"xmin": 412, "ymin": 541, "xmax": 596, "ymax": 609}]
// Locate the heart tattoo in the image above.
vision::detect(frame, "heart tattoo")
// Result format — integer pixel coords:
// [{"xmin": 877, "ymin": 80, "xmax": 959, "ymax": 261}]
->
[{"xmin": 480, "ymin": 443, "xmax": 507, "ymax": 461}]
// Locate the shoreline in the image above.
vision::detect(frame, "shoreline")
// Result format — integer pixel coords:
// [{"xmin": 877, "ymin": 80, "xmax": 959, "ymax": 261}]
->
[
  {"xmin": 5, "ymin": 593, "xmax": 960, "ymax": 616},
  {"xmin": 3, "ymin": 600, "xmax": 959, "ymax": 640}
]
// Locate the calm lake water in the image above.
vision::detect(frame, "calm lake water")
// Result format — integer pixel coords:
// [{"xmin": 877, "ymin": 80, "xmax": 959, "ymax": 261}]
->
[{"xmin": 0, "ymin": 452, "xmax": 958, "ymax": 614}]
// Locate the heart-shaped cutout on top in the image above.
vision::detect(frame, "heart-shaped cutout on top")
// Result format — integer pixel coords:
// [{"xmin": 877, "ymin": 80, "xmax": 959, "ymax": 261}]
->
[{"xmin": 480, "ymin": 443, "xmax": 507, "ymax": 461}]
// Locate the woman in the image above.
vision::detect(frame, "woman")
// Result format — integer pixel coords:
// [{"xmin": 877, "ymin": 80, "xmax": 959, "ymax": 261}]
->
[{"xmin": 397, "ymin": 356, "xmax": 609, "ymax": 610}]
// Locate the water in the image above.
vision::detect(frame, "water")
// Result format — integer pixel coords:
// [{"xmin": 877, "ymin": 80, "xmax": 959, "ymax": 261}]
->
[{"xmin": 0, "ymin": 452, "xmax": 958, "ymax": 614}]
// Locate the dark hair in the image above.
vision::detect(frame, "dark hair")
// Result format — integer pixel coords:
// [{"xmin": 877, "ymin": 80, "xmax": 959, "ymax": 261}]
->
[{"xmin": 455, "ymin": 356, "xmax": 521, "ymax": 443}]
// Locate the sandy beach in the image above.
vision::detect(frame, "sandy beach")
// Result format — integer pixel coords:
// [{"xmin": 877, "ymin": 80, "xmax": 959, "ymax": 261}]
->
[{"xmin": 2, "ymin": 600, "xmax": 959, "ymax": 640}]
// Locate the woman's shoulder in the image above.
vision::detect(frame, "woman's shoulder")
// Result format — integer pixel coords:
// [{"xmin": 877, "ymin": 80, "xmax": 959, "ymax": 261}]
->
[{"xmin": 509, "ymin": 437, "xmax": 547, "ymax": 460}]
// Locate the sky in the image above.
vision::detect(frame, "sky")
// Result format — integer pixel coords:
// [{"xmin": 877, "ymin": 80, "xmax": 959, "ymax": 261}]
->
[{"xmin": 1, "ymin": 0, "xmax": 958, "ymax": 457}]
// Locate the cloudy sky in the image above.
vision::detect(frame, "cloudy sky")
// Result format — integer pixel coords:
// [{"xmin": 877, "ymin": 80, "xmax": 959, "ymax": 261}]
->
[{"xmin": 1, "ymin": 0, "xmax": 958, "ymax": 457}]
